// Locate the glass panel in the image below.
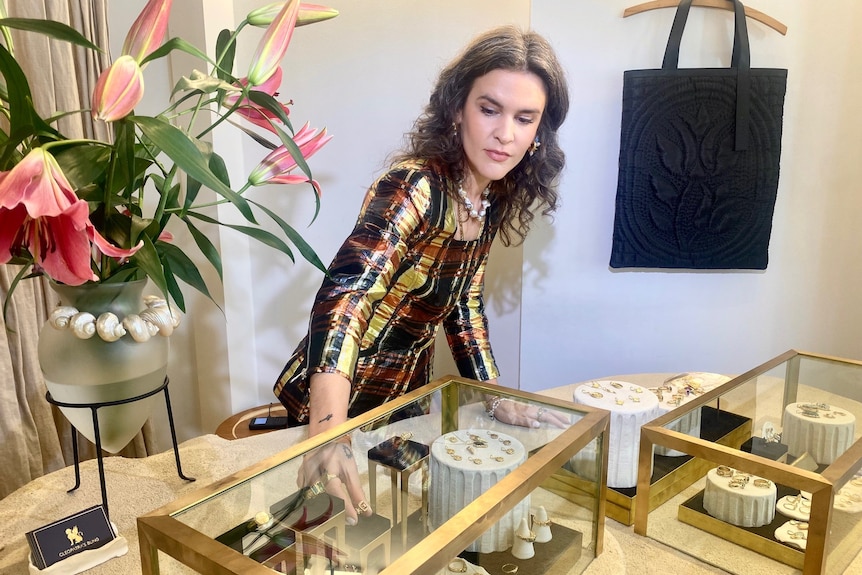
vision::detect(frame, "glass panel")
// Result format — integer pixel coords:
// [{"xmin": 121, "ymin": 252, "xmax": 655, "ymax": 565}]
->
[
  {"xmin": 638, "ymin": 352, "xmax": 862, "ymax": 575},
  {"xmin": 158, "ymin": 379, "xmax": 604, "ymax": 574}
]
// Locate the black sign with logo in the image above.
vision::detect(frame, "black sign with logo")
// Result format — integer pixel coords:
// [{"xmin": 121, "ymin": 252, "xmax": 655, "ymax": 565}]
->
[{"xmin": 26, "ymin": 505, "xmax": 115, "ymax": 569}]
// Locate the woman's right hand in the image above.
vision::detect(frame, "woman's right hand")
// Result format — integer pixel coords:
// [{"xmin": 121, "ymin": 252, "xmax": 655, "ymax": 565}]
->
[{"xmin": 297, "ymin": 439, "xmax": 373, "ymax": 526}]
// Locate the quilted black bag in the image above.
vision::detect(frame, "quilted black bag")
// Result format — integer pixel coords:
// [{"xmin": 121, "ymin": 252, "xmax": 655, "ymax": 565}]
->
[{"xmin": 610, "ymin": 0, "xmax": 787, "ymax": 269}]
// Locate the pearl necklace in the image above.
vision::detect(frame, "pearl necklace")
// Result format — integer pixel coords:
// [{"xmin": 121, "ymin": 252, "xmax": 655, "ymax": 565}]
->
[{"xmin": 458, "ymin": 183, "xmax": 491, "ymax": 220}]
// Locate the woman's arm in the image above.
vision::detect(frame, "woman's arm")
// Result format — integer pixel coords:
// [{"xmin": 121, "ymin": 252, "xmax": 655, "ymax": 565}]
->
[{"xmin": 308, "ymin": 372, "xmax": 351, "ymax": 437}]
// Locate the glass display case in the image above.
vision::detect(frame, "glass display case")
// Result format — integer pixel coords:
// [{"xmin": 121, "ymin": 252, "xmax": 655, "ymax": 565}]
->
[
  {"xmin": 138, "ymin": 376, "xmax": 609, "ymax": 575},
  {"xmin": 634, "ymin": 350, "xmax": 862, "ymax": 575}
]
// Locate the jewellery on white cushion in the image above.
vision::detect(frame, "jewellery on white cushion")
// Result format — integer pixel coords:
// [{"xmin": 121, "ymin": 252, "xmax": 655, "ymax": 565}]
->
[{"xmin": 448, "ymin": 558, "xmax": 468, "ymax": 573}]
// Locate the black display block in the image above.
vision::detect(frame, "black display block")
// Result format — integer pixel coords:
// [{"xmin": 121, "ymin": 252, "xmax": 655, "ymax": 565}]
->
[
  {"xmin": 741, "ymin": 437, "xmax": 789, "ymax": 462},
  {"xmin": 612, "ymin": 406, "xmax": 751, "ymax": 497},
  {"xmin": 368, "ymin": 436, "xmax": 429, "ymax": 470}
]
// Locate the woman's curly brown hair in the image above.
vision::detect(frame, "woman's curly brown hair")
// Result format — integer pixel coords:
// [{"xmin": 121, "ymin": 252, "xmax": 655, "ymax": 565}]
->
[{"xmin": 392, "ymin": 25, "xmax": 569, "ymax": 246}]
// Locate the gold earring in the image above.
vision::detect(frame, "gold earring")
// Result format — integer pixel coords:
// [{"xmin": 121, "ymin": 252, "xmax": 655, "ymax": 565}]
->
[{"xmin": 529, "ymin": 137, "xmax": 541, "ymax": 157}]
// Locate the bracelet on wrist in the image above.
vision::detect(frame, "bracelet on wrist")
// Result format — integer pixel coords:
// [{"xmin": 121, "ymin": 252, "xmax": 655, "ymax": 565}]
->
[{"xmin": 485, "ymin": 396, "xmax": 509, "ymax": 420}]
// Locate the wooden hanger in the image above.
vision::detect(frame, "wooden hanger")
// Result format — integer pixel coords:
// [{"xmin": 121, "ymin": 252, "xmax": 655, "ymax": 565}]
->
[{"xmin": 623, "ymin": 0, "xmax": 787, "ymax": 35}]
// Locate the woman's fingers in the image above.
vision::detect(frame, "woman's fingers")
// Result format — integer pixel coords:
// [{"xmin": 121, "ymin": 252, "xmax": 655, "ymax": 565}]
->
[{"xmin": 323, "ymin": 474, "xmax": 359, "ymax": 525}]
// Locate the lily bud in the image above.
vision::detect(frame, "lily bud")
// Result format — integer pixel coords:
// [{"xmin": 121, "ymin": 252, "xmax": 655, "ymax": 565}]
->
[
  {"xmin": 248, "ymin": 124, "xmax": 331, "ymax": 186},
  {"xmin": 92, "ymin": 55, "xmax": 145, "ymax": 122},
  {"xmin": 248, "ymin": 2, "xmax": 339, "ymax": 28},
  {"xmin": 246, "ymin": 0, "xmax": 300, "ymax": 87},
  {"xmin": 122, "ymin": 0, "xmax": 173, "ymax": 64}
]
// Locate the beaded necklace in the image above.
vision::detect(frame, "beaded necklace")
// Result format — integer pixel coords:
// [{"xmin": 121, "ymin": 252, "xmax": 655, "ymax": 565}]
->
[{"xmin": 456, "ymin": 183, "xmax": 490, "ymax": 241}]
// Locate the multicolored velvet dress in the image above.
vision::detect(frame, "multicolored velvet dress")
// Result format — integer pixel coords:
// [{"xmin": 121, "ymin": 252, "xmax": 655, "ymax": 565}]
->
[{"xmin": 274, "ymin": 160, "xmax": 500, "ymax": 425}]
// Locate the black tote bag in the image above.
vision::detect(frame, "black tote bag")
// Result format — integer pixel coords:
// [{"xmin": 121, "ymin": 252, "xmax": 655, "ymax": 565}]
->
[{"xmin": 609, "ymin": 0, "xmax": 787, "ymax": 270}]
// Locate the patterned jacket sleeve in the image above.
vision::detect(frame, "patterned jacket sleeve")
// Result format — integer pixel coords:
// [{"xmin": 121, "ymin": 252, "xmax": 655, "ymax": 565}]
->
[
  {"xmin": 442, "ymin": 248, "xmax": 500, "ymax": 382},
  {"xmin": 304, "ymin": 168, "xmax": 429, "ymax": 380}
]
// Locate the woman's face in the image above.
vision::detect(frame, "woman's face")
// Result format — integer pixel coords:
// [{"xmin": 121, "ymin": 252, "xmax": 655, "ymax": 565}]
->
[{"xmin": 455, "ymin": 68, "xmax": 547, "ymax": 192}]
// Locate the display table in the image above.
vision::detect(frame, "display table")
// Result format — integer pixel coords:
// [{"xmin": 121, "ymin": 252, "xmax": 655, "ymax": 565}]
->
[
  {"xmin": 571, "ymin": 381, "xmax": 661, "ymax": 488},
  {"xmin": 702, "ymin": 467, "xmax": 777, "ymax": 527},
  {"xmin": 781, "ymin": 402, "xmax": 856, "ymax": 464}
]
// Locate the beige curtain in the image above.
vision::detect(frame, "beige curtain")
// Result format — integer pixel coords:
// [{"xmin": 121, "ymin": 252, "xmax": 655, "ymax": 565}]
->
[{"xmin": 0, "ymin": 0, "xmax": 156, "ymax": 500}]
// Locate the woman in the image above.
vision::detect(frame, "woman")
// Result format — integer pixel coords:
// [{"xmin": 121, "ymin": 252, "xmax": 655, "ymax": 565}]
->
[{"xmin": 275, "ymin": 25, "xmax": 569, "ymax": 523}]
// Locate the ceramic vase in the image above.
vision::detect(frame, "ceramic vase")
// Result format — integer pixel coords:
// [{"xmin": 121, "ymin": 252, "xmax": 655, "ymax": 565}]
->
[{"xmin": 38, "ymin": 280, "xmax": 179, "ymax": 453}]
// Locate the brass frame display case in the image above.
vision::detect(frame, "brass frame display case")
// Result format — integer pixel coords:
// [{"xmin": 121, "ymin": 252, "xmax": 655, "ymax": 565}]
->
[
  {"xmin": 634, "ymin": 350, "xmax": 862, "ymax": 575},
  {"xmin": 138, "ymin": 376, "xmax": 610, "ymax": 575}
]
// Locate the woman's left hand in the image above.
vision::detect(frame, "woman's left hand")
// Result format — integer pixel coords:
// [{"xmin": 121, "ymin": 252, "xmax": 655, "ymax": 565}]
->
[{"xmin": 490, "ymin": 399, "xmax": 570, "ymax": 429}]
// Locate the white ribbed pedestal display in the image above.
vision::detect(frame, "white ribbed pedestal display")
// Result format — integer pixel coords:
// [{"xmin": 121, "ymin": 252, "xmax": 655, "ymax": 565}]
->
[{"xmin": 428, "ymin": 429, "xmax": 528, "ymax": 553}]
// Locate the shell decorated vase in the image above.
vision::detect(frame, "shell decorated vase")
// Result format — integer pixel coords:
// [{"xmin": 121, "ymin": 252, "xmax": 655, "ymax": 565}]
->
[{"xmin": 38, "ymin": 280, "xmax": 180, "ymax": 454}]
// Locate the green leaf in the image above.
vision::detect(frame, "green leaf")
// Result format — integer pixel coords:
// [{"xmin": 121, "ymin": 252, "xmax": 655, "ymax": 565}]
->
[
  {"xmin": 250, "ymin": 199, "xmax": 327, "ymax": 274},
  {"xmin": 247, "ymin": 90, "xmax": 293, "ymax": 132},
  {"xmin": 186, "ymin": 211, "xmax": 295, "ymax": 262},
  {"xmin": 271, "ymin": 122, "xmax": 312, "ymax": 181},
  {"xmin": 0, "ymin": 18, "xmax": 100, "ymax": 51},
  {"xmin": 131, "ymin": 115, "xmax": 257, "ymax": 223},
  {"xmin": 172, "ymin": 70, "xmax": 236, "ymax": 97},
  {"xmin": 53, "ymin": 145, "xmax": 111, "ymax": 189},
  {"xmin": 0, "ymin": 44, "xmax": 58, "ymax": 166},
  {"xmin": 215, "ymin": 28, "xmax": 237, "ymax": 82},
  {"xmin": 141, "ymin": 37, "xmax": 213, "ymax": 69},
  {"xmin": 183, "ymin": 216, "xmax": 223, "ymax": 280},
  {"xmin": 159, "ymin": 241, "xmax": 212, "ymax": 300},
  {"xmin": 131, "ymin": 235, "xmax": 170, "ymax": 303},
  {"xmin": 162, "ymin": 259, "xmax": 187, "ymax": 314}
]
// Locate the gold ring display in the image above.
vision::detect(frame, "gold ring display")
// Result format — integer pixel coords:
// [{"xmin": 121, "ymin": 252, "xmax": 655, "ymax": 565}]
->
[
  {"xmin": 753, "ymin": 478, "xmax": 771, "ymax": 488},
  {"xmin": 716, "ymin": 465, "xmax": 733, "ymax": 477},
  {"xmin": 448, "ymin": 558, "xmax": 468, "ymax": 573},
  {"xmin": 502, "ymin": 563, "xmax": 519, "ymax": 573}
]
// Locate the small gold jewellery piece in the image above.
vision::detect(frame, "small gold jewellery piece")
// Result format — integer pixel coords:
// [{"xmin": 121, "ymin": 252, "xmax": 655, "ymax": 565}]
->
[
  {"xmin": 789, "ymin": 531, "xmax": 808, "ymax": 540},
  {"xmin": 487, "ymin": 432, "xmax": 499, "ymax": 439},
  {"xmin": 581, "ymin": 388, "xmax": 604, "ymax": 399},
  {"xmin": 469, "ymin": 457, "xmax": 483, "ymax": 465},
  {"xmin": 609, "ymin": 381, "xmax": 623, "ymax": 389},
  {"xmin": 323, "ymin": 471, "xmax": 339, "ymax": 484},
  {"xmin": 716, "ymin": 465, "xmax": 734, "ymax": 477},
  {"xmin": 491, "ymin": 456, "xmax": 504, "ymax": 462},
  {"xmin": 517, "ymin": 530, "xmax": 537, "ymax": 543},
  {"xmin": 503, "ymin": 448, "xmax": 515, "ymax": 455},
  {"xmin": 448, "ymin": 558, "xmax": 468, "ymax": 573},
  {"xmin": 630, "ymin": 386, "xmax": 643, "ymax": 393},
  {"xmin": 304, "ymin": 481, "xmax": 326, "ymax": 499},
  {"xmin": 502, "ymin": 439, "xmax": 512, "ymax": 446},
  {"xmin": 790, "ymin": 520, "xmax": 809, "ymax": 530},
  {"xmin": 532, "ymin": 515, "xmax": 552, "ymax": 527},
  {"xmin": 615, "ymin": 399, "xmax": 625, "ymax": 405},
  {"xmin": 628, "ymin": 395, "xmax": 641, "ymax": 403},
  {"xmin": 502, "ymin": 564, "xmax": 519, "ymax": 574},
  {"xmin": 753, "ymin": 479, "xmax": 772, "ymax": 488}
]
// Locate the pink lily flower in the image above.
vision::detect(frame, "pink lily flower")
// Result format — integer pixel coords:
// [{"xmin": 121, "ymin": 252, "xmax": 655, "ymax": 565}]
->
[
  {"xmin": 92, "ymin": 55, "xmax": 145, "ymax": 122},
  {"xmin": 248, "ymin": 123, "xmax": 331, "ymax": 186},
  {"xmin": 122, "ymin": 0, "xmax": 173, "ymax": 64},
  {"xmin": 246, "ymin": 0, "xmax": 300, "ymax": 87},
  {"xmin": 0, "ymin": 149, "xmax": 142, "ymax": 286},
  {"xmin": 223, "ymin": 67, "xmax": 292, "ymax": 133},
  {"xmin": 247, "ymin": 3, "xmax": 339, "ymax": 28}
]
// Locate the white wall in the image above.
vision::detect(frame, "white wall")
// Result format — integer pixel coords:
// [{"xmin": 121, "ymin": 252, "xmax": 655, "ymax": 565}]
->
[
  {"xmin": 522, "ymin": 0, "xmax": 862, "ymax": 392},
  {"xmin": 109, "ymin": 1, "xmax": 862, "ymax": 447}
]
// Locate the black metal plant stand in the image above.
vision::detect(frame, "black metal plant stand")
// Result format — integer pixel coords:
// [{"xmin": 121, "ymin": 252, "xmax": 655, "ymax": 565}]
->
[{"xmin": 45, "ymin": 376, "xmax": 195, "ymax": 521}]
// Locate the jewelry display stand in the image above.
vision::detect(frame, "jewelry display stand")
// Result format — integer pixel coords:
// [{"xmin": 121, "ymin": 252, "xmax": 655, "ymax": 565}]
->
[
  {"xmin": 459, "ymin": 522, "xmax": 583, "ymax": 575},
  {"xmin": 45, "ymin": 376, "xmax": 194, "ymax": 520}
]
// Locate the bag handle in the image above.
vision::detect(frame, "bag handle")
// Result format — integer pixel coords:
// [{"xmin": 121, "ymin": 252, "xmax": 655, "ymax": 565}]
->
[{"xmin": 661, "ymin": 0, "xmax": 751, "ymax": 151}]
